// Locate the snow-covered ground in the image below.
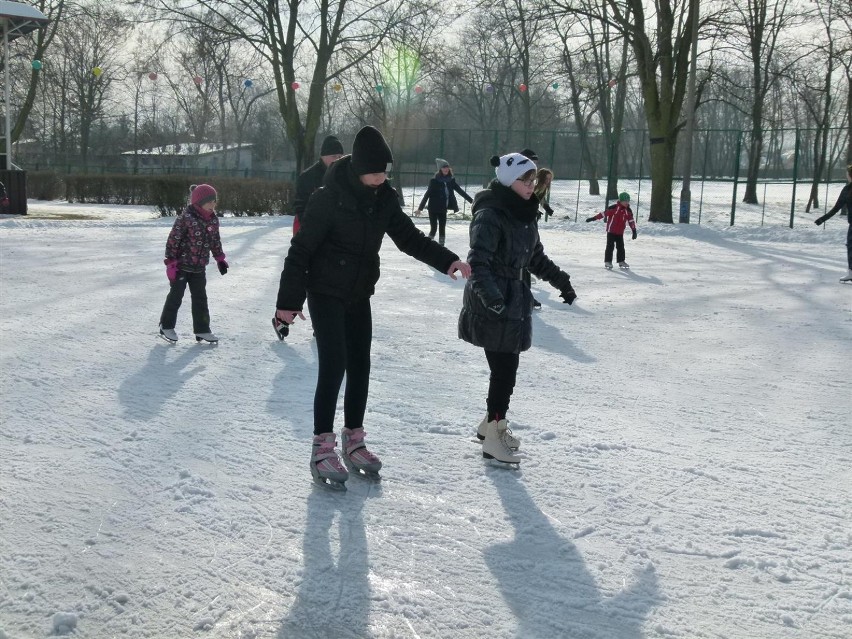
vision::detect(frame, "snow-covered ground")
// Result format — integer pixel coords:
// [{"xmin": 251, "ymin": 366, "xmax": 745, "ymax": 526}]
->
[{"xmin": 1, "ymin": 182, "xmax": 850, "ymax": 639}]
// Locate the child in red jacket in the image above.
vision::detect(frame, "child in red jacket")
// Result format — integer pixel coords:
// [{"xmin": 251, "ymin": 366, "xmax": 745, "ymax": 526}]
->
[{"xmin": 586, "ymin": 192, "xmax": 638, "ymax": 269}]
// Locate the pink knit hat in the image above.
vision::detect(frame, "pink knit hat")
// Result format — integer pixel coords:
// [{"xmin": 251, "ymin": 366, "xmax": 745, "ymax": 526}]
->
[{"xmin": 190, "ymin": 184, "xmax": 217, "ymax": 207}]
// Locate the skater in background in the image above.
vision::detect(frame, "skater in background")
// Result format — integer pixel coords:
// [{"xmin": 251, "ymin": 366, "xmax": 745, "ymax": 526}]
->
[
  {"xmin": 0, "ymin": 180, "xmax": 8, "ymax": 208},
  {"xmin": 292, "ymin": 134, "xmax": 345, "ymax": 236},
  {"xmin": 159, "ymin": 184, "xmax": 228, "ymax": 344},
  {"xmin": 275, "ymin": 125, "xmax": 471, "ymax": 489},
  {"xmin": 534, "ymin": 168, "xmax": 555, "ymax": 221},
  {"xmin": 586, "ymin": 191, "xmax": 637, "ymax": 269},
  {"xmin": 416, "ymin": 158, "xmax": 473, "ymax": 246},
  {"xmin": 814, "ymin": 163, "xmax": 852, "ymax": 282},
  {"xmin": 458, "ymin": 152, "xmax": 577, "ymax": 466}
]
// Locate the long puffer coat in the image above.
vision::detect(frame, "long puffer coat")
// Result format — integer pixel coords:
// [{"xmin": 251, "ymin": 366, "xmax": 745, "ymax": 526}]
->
[
  {"xmin": 458, "ymin": 180, "xmax": 572, "ymax": 354},
  {"xmin": 276, "ymin": 156, "xmax": 460, "ymax": 311}
]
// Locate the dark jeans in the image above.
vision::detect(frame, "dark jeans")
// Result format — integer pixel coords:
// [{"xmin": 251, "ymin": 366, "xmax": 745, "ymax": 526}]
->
[
  {"xmin": 307, "ymin": 293, "xmax": 372, "ymax": 435},
  {"xmin": 428, "ymin": 208, "xmax": 448, "ymax": 242},
  {"xmin": 604, "ymin": 232, "xmax": 626, "ymax": 263},
  {"xmin": 846, "ymin": 224, "xmax": 852, "ymax": 269},
  {"xmin": 484, "ymin": 350, "xmax": 520, "ymax": 421},
  {"xmin": 160, "ymin": 270, "xmax": 210, "ymax": 333}
]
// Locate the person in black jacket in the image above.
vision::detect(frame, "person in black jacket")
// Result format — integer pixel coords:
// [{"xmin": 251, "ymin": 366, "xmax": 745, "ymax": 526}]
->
[
  {"xmin": 416, "ymin": 158, "xmax": 472, "ymax": 246},
  {"xmin": 815, "ymin": 163, "xmax": 852, "ymax": 282},
  {"xmin": 459, "ymin": 152, "xmax": 577, "ymax": 466},
  {"xmin": 292, "ymin": 135, "xmax": 345, "ymax": 235},
  {"xmin": 275, "ymin": 125, "xmax": 471, "ymax": 488}
]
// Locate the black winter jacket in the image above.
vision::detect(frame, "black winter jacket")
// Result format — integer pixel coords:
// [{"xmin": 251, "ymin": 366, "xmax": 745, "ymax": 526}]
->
[
  {"xmin": 823, "ymin": 182, "xmax": 852, "ymax": 224},
  {"xmin": 458, "ymin": 180, "xmax": 573, "ymax": 354},
  {"xmin": 277, "ymin": 156, "xmax": 461, "ymax": 310},
  {"xmin": 418, "ymin": 174, "xmax": 472, "ymax": 213},
  {"xmin": 293, "ymin": 160, "xmax": 328, "ymax": 221}
]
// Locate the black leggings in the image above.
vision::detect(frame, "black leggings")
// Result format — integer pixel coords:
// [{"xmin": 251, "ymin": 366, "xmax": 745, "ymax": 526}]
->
[
  {"xmin": 307, "ymin": 293, "xmax": 372, "ymax": 435},
  {"xmin": 428, "ymin": 208, "xmax": 448, "ymax": 240},
  {"xmin": 846, "ymin": 224, "xmax": 852, "ymax": 269},
  {"xmin": 484, "ymin": 350, "xmax": 520, "ymax": 421}
]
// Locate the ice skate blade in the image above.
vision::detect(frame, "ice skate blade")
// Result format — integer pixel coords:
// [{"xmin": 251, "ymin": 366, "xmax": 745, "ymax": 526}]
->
[
  {"xmin": 482, "ymin": 452, "xmax": 520, "ymax": 468},
  {"xmin": 158, "ymin": 332, "xmax": 177, "ymax": 344},
  {"xmin": 195, "ymin": 337, "xmax": 218, "ymax": 344},
  {"xmin": 312, "ymin": 476, "xmax": 347, "ymax": 491},
  {"xmin": 483, "ymin": 455, "xmax": 520, "ymax": 470},
  {"xmin": 342, "ymin": 457, "xmax": 382, "ymax": 480}
]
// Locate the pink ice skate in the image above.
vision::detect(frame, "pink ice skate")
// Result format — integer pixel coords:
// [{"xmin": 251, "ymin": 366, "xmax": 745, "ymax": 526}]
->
[
  {"xmin": 341, "ymin": 427, "xmax": 382, "ymax": 478},
  {"xmin": 310, "ymin": 433, "xmax": 348, "ymax": 489}
]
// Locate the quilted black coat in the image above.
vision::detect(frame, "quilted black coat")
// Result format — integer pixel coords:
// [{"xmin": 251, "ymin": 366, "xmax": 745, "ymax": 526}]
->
[
  {"xmin": 458, "ymin": 180, "xmax": 573, "ymax": 354},
  {"xmin": 276, "ymin": 156, "xmax": 460, "ymax": 310}
]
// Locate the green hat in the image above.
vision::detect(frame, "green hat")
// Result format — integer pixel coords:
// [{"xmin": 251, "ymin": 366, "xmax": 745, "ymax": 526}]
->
[{"xmin": 618, "ymin": 191, "xmax": 630, "ymax": 202}]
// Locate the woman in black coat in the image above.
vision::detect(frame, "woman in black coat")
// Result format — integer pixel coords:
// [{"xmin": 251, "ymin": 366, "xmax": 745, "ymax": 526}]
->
[
  {"xmin": 416, "ymin": 158, "xmax": 472, "ymax": 246},
  {"xmin": 815, "ymin": 163, "xmax": 852, "ymax": 282},
  {"xmin": 458, "ymin": 153, "xmax": 577, "ymax": 465},
  {"xmin": 275, "ymin": 126, "xmax": 471, "ymax": 488}
]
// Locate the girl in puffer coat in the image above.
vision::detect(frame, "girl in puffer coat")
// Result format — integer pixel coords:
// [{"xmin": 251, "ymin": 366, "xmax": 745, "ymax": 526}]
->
[
  {"xmin": 458, "ymin": 153, "xmax": 577, "ymax": 465},
  {"xmin": 158, "ymin": 184, "xmax": 229, "ymax": 343}
]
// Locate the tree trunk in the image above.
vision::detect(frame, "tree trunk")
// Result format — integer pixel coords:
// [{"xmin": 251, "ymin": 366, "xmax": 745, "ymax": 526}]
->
[{"xmin": 647, "ymin": 136, "xmax": 676, "ymax": 222}]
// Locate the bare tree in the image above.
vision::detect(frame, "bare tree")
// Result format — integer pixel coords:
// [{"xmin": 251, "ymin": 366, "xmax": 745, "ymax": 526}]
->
[
  {"xmin": 9, "ymin": 0, "xmax": 67, "ymax": 144},
  {"xmin": 723, "ymin": 0, "xmax": 809, "ymax": 204},
  {"xmin": 140, "ymin": 0, "xmax": 421, "ymax": 171}
]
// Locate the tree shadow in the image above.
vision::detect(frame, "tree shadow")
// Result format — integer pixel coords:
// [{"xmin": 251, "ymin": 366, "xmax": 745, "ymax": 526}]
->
[
  {"xmin": 485, "ymin": 470, "xmax": 660, "ymax": 638},
  {"xmin": 117, "ymin": 343, "xmax": 207, "ymax": 421},
  {"xmin": 277, "ymin": 488, "xmax": 374, "ymax": 639}
]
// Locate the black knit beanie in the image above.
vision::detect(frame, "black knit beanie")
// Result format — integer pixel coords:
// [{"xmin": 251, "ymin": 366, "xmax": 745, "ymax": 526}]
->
[
  {"xmin": 351, "ymin": 126, "xmax": 393, "ymax": 175},
  {"xmin": 320, "ymin": 135, "xmax": 344, "ymax": 156}
]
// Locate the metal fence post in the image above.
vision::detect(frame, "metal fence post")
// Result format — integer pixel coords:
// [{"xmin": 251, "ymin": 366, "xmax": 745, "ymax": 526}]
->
[
  {"xmin": 729, "ymin": 131, "xmax": 742, "ymax": 226},
  {"xmin": 789, "ymin": 128, "xmax": 800, "ymax": 229}
]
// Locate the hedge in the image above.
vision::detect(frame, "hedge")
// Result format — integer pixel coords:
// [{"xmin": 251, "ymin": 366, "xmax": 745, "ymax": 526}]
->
[{"xmin": 26, "ymin": 172, "xmax": 294, "ymax": 217}]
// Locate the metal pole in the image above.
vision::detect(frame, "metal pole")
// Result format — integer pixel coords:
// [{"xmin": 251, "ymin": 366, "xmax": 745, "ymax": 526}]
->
[
  {"xmin": 4, "ymin": 20, "xmax": 11, "ymax": 170},
  {"xmin": 730, "ymin": 131, "xmax": 742, "ymax": 226},
  {"xmin": 789, "ymin": 128, "xmax": 800, "ymax": 229},
  {"xmin": 678, "ymin": 0, "xmax": 699, "ymax": 223}
]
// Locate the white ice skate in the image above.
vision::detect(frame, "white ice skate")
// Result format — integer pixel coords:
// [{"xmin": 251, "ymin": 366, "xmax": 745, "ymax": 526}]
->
[
  {"xmin": 476, "ymin": 415, "xmax": 520, "ymax": 449},
  {"xmin": 310, "ymin": 433, "xmax": 348, "ymax": 489},
  {"xmin": 159, "ymin": 326, "xmax": 178, "ymax": 343},
  {"xmin": 481, "ymin": 419, "xmax": 521, "ymax": 467},
  {"xmin": 195, "ymin": 332, "xmax": 219, "ymax": 344},
  {"xmin": 604, "ymin": 262, "xmax": 613, "ymax": 270},
  {"xmin": 840, "ymin": 269, "xmax": 852, "ymax": 283},
  {"xmin": 618, "ymin": 261, "xmax": 630, "ymax": 270},
  {"xmin": 341, "ymin": 427, "xmax": 382, "ymax": 479}
]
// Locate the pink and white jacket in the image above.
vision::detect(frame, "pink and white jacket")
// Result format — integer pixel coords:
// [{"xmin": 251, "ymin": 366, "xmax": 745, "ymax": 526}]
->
[{"xmin": 164, "ymin": 205, "xmax": 225, "ymax": 273}]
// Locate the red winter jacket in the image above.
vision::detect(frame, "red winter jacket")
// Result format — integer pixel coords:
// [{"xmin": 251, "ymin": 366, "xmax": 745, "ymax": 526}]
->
[{"xmin": 590, "ymin": 202, "xmax": 636, "ymax": 235}]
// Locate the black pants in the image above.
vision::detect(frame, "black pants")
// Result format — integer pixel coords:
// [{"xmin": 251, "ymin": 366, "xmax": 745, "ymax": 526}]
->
[
  {"xmin": 485, "ymin": 350, "xmax": 520, "ymax": 421},
  {"xmin": 846, "ymin": 224, "xmax": 852, "ymax": 269},
  {"xmin": 160, "ymin": 270, "xmax": 210, "ymax": 333},
  {"xmin": 308, "ymin": 293, "xmax": 372, "ymax": 435},
  {"xmin": 427, "ymin": 208, "xmax": 448, "ymax": 242},
  {"xmin": 604, "ymin": 232, "xmax": 626, "ymax": 263}
]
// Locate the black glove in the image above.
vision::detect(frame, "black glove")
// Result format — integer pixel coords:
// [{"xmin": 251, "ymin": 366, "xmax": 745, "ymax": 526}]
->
[
  {"xmin": 632, "ymin": 229, "xmax": 637, "ymax": 240},
  {"xmin": 486, "ymin": 300, "xmax": 507, "ymax": 318},
  {"xmin": 217, "ymin": 260, "xmax": 229, "ymax": 275},
  {"xmin": 814, "ymin": 216, "xmax": 827, "ymax": 225},
  {"xmin": 585, "ymin": 216, "xmax": 596, "ymax": 223},
  {"xmin": 560, "ymin": 285, "xmax": 577, "ymax": 305}
]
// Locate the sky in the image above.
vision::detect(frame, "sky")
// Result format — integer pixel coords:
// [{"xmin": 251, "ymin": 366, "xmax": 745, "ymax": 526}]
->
[{"xmin": 1, "ymin": 181, "xmax": 850, "ymax": 639}]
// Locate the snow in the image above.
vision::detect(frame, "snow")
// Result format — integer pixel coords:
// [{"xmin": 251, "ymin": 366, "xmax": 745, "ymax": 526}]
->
[{"xmin": 1, "ymin": 181, "xmax": 850, "ymax": 638}]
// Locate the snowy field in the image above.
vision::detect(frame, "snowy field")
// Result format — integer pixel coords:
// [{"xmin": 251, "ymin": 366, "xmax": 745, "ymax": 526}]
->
[{"xmin": 1, "ymin": 182, "xmax": 851, "ymax": 639}]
